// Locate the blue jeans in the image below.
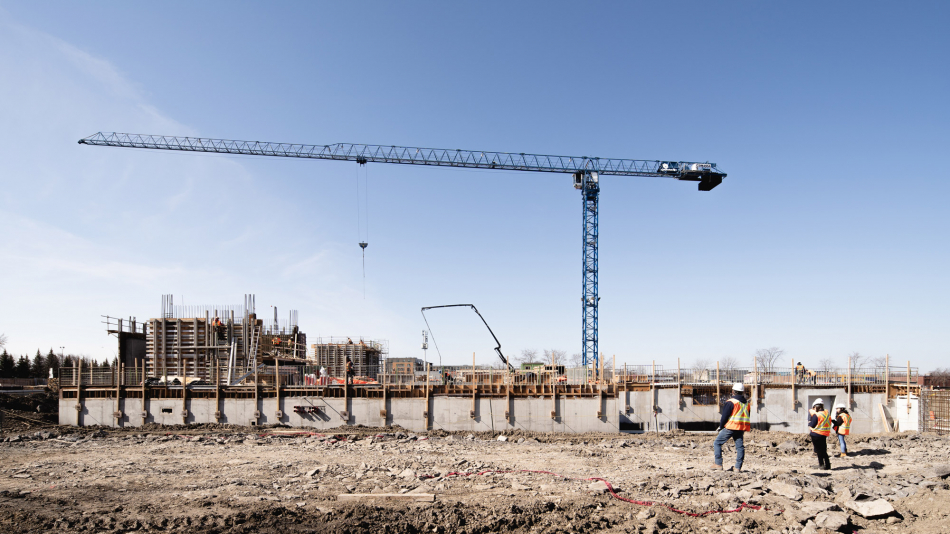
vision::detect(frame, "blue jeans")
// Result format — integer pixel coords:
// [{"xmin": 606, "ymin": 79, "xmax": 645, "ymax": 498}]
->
[
  {"xmin": 837, "ymin": 434, "xmax": 847, "ymax": 453},
  {"xmin": 714, "ymin": 429, "xmax": 745, "ymax": 468}
]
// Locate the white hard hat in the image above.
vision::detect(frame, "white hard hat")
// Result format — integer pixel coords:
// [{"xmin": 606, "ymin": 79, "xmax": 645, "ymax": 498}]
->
[
  {"xmin": 835, "ymin": 403, "xmax": 846, "ymax": 409},
  {"xmin": 812, "ymin": 398, "xmax": 824, "ymax": 406},
  {"xmin": 732, "ymin": 383, "xmax": 744, "ymax": 392}
]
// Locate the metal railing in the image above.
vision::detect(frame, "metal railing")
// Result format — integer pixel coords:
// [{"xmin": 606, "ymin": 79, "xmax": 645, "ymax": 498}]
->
[{"xmin": 55, "ymin": 363, "xmax": 921, "ymax": 389}]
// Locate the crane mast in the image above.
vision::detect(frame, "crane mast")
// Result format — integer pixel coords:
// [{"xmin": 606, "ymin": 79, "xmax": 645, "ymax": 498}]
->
[{"xmin": 79, "ymin": 132, "xmax": 726, "ymax": 369}]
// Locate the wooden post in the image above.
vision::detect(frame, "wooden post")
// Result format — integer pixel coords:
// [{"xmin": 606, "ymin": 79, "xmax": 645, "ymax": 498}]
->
[
  {"xmin": 651, "ymin": 360, "xmax": 656, "ymax": 413},
  {"xmin": 343, "ymin": 356, "xmax": 349, "ymax": 422},
  {"xmin": 716, "ymin": 361, "xmax": 721, "ymax": 408},
  {"xmin": 140, "ymin": 358, "xmax": 147, "ymax": 425},
  {"xmin": 381, "ymin": 356, "xmax": 387, "ymax": 424},
  {"xmin": 612, "ymin": 354, "xmax": 616, "ymax": 385},
  {"xmin": 76, "ymin": 358, "xmax": 82, "ymax": 426},
  {"xmin": 599, "ymin": 352, "xmax": 604, "ymax": 387},
  {"xmin": 907, "ymin": 360, "xmax": 912, "ymax": 414},
  {"xmin": 276, "ymin": 356, "xmax": 282, "ymax": 421},
  {"xmin": 791, "ymin": 357, "xmax": 796, "ymax": 410},
  {"xmin": 848, "ymin": 354, "xmax": 852, "ymax": 407},
  {"xmin": 752, "ymin": 357, "xmax": 759, "ymax": 407},
  {"xmin": 677, "ymin": 357, "xmax": 681, "ymax": 403},
  {"xmin": 471, "ymin": 352, "xmax": 476, "ymax": 419},
  {"xmin": 253, "ymin": 347, "xmax": 260, "ymax": 425},
  {"xmin": 550, "ymin": 349, "xmax": 556, "ymax": 420},
  {"xmin": 885, "ymin": 353, "xmax": 890, "ymax": 398},
  {"xmin": 115, "ymin": 362, "xmax": 122, "ymax": 427},
  {"xmin": 425, "ymin": 362, "xmax": 430, "ymax": 430}
]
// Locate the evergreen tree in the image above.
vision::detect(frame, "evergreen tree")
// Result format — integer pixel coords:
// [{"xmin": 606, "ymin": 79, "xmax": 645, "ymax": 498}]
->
[
  {"xmin": 15, "ymin": 355, "xmax": 30, "ymax": 378},
  {"xmin": 31, "ymin": 350, "xmax": 46, "ymax": 378},
  {"xmin": 0, "ymin": 350, "xmax": 14, "ymax": 378},
  {"xmin": 45, "ymin": 349, "xmax": 60, "ymax": 378}
]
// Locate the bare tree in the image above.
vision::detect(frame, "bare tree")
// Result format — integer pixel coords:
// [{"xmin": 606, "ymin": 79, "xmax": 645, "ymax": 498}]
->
[
  {"xmin": 818, "ymin": 358, "xmax": 835, "ymax": 373},
  {"xmin": 720, "ymin": 356, "xmax": 740, "ymax": 371},
  {"xmin": 515, "ymin": 349, "xmax": 539, "ymax": 366},
  {"xmin": 848, "ymin": 352, "xmax": 867, "ymax": 372},
  {"xmin": 869, "ymin": 355, "xmax": 888, "ymax": 369},
  {"xmin": 0, "ymin": 333, "xmax": 6, "ymax": 350},
  {"xmin": 543, "ymin": 349, "xmax": 566, "ymax": 366},
  {"xmin": 754, "ymin": 347, "xmax": 785, "ymax": 373},
  {"xmin": 569, "ymin": 353, "xmax": 584, "ymax": 368},
  {"xmin": 693, "ymin": 358, "xmax": 712, "ymax": 372}
]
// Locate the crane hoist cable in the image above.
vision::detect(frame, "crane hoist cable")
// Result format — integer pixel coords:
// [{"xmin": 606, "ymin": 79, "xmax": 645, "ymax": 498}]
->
[{"xmin": 356, "ymin": 161, "xmax": 369, "ymax": 297}]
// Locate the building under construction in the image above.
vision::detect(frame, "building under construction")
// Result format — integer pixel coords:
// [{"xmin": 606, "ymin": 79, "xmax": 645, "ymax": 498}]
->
[
  {"xmin": 107, "ymin": 295, "xmax": 307, "ymax": 386},
  {"xmin": 310, "ymin": 338, "xmax": 385, "ymax": 379}
]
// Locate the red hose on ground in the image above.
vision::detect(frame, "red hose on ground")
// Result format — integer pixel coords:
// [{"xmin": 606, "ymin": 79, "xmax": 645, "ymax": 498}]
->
[{"xmin": 420, "ymin": 469, "xmax": 775, "ymax": 517}]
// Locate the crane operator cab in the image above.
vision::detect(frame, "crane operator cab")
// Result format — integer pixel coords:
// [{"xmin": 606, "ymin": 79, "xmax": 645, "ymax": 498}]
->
[{"xmin": 573, "ymin": 171, "xmax": 598, "ymax": 190}]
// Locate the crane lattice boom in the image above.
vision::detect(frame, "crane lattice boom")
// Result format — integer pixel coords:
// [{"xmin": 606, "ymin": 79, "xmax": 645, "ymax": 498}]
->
[{"xmin": 79, "ymin": 132, "xmax": 723, "ymax": 181}]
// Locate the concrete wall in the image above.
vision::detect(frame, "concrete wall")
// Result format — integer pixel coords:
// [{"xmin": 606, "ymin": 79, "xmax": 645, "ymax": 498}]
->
[
  {"xmin": 61, "ymin": 395, "xmax": 618, "ymax": 433},
  {"xmin": 61, "ymin": 388, "xmax": 897, "ymax": 434}
]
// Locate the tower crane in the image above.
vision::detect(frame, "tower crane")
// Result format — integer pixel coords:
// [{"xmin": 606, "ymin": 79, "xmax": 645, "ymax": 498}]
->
[{"xmin": 79, "ymin": 132, "xmax": 726, "ymax": 368}]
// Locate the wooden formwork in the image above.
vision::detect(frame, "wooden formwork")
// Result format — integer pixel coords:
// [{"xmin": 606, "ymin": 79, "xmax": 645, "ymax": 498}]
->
[{"xmin": 146, "ymin": 316, "xmax": 263, "ymax": 381}]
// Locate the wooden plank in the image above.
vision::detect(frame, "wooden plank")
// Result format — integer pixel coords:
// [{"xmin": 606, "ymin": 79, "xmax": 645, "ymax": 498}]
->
[
  {"xmin": 337, "ymin": 494, "xmax": 435, "ymax": 502},
  {"xmin": 879, "ymin": 403, "xmax": 892, "ymax": 433}
]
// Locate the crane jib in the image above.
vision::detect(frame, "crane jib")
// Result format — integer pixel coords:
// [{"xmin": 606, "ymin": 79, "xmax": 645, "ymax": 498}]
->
[{"xmin": 78, "ymin": 132, "xmax": 725, "ymax": 182}]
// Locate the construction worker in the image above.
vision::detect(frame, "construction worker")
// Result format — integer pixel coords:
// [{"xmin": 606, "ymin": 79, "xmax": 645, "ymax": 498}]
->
[
  {"xmin": 832, "ymin": 403, "xmax": 852, "ymax": 457},
  {"xmin": 345, "ymin": 356, "xmax": 354, "ymax": 384},
  {"xmin": 712, "ymin": 383, "xmax": 750, "ymax": 471},
  {"xmin": 808, "ymin": 398, "xmax": 832, "ymax": 470},
  {"xmin": 795, "ymin": 362, "xmax": 805, "ymax": 382}
]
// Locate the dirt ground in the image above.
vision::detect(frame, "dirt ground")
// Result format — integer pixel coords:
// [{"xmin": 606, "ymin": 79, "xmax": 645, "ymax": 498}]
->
[{"xmin": 1, "ymin": 397, "xmax": 949, "ymax": 533}]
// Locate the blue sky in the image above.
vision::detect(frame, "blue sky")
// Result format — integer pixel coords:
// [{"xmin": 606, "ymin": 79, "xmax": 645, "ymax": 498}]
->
[{"xmin": 0, "ymin": 2, "xmax": 947, "ymax": 372}]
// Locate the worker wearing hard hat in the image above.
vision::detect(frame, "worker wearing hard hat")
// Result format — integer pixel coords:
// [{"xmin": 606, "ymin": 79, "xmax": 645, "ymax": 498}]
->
[
  {"xmin": 712, "ymin": 383, "xmax": 750, "ymax": 471},
  {"xmin": 832, "ymin": 403, "xmax": 852, "ymax": 457},
  {"xmin": 808, "ymin": 399, "xmax": 832, "ymax": 470}
]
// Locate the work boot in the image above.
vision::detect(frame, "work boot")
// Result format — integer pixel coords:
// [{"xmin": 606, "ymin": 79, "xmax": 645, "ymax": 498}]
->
[
  {"xmin": 710, "ymin": 463, "xmax": 723, "ymax": 471},
  {"xmin": 839, "ymin": 452, "xmax": 847, "ymax": 458}
]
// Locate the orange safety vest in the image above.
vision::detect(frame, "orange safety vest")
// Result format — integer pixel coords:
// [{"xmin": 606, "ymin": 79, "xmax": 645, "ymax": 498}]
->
[
  {"xmin": 838, "ymin": 413, "xmax": 852, "ymax": 435},
  {"xmin": 724, "ymin": 399, "xmax": 751, "ymax": 431},
  {"xmin": 812, "ymin": 410, "xmax": 831, "ymax": 436}
]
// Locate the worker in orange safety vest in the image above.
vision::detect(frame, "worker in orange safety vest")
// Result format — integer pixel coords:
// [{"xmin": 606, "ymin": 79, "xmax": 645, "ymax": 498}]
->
[
  {"xmin": 833, "ymin": 403, "xmax": 852, "ymax": 457},
  {"xmin": 808, "ymin": 398, "xmax": 832, "ymax": 470},
  {"xmin": 712, "ymin": 383, "xmax": 750, "ymax": 471}
]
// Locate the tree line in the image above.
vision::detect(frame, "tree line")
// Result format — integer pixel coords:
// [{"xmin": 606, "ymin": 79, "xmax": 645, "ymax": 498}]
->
[{"xmin": 0, "ymin": 348, "xmax": 114, "ymax": 380}]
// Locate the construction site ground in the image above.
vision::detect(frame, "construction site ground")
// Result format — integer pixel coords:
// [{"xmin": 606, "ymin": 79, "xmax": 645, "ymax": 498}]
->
[{"xmin": 1, "ymin": 395, "xmax": 950, "ymax": 533}]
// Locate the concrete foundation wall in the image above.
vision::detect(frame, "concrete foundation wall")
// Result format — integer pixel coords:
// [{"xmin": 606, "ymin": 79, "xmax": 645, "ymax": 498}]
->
[
  {"xmin": 61, "ymin": 396, "xmax": 618, "ymax": 433},
  {"xmin": 60, "ymin": 388, "xmax": 897, "ymax": 434}
]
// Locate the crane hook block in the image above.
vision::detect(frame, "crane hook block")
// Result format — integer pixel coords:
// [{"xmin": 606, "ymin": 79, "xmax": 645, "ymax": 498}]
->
[{"xmin": 359, "ymin": 242, "xmax": 368, "ymax": 249}]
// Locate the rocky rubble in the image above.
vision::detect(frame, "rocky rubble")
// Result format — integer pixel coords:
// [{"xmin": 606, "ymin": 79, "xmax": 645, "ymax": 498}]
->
[{"xmin": 0, "ymin": 427, "xmax": 947, "ymax": 533}]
